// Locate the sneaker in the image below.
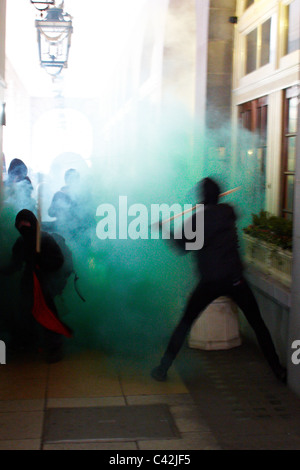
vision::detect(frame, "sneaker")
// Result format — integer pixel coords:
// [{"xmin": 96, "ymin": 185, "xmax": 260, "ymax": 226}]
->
[{"xmin": 151, "ymin": 365, "xmax": 167, "ymax": 382}]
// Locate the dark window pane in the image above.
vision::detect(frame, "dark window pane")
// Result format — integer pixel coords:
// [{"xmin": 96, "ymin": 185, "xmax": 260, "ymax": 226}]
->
[
  {"xmin": 261, "ymin": 19, "xmax": 271, "ymax": 66},
  {"xmin": 241, "ymin": 109, "xmax": 251, "ymax": 130},
  {"xmin": 246, "ymin": 29, "xmax": 257, "ymax": 74},
  {"xmin": 287, "ymin": 137, "xmax": 296, "ymax": 172},
  {"xmin": 288, "ymin": 97, "xmax": 298, "ymax": 133},
  {"xmin": 285, "ymin": 175, "xmax": 294, "ymax": 212},
  {"xmin": 282, "ymin": 88, "xmax": 297, "ymax": 218}
]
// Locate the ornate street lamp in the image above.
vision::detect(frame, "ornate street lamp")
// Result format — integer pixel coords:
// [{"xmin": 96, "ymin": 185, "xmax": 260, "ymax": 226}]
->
[
  {"xmin": 31, "ymin": 1, "xmax": 55, "ymax": 12},
  {"xmin": 34, "ymin": 2, "xmax": 73, "ymax": 76}
]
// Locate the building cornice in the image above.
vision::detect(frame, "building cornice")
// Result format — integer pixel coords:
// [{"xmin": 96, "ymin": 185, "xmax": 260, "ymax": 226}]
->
[{"xmin": 232, "ymin": 62, "xmax": 300, "ymax": 104}]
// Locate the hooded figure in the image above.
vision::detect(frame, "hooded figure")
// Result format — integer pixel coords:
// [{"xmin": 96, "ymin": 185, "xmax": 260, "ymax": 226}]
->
[
  {"xmin": 201, "ymin": 176, "xmax": 220, "ymax": 205},
  {"xmin": 47, "ymin": 188, "xmax": 81, "ymax": 239},
  {"xmin": 173, "ymin": 177, "xmax": 243, "ymax": 282},
  {"xmin": 151, "ymin": 177, "xmax": 286, "ymax": 384},
  {"xmin": 4, "ymin": 160, "xmax": 36, "ymax": 214},
  {"xmin": 1, "ymin": 209, "xmax": 72, "ymax": 362},
  {"xmin": 197, "ymin": 177, "xmax": 243, "ymax": 282},
  {"xmin": 46, "ymin": 169, "xmax": 92, "ymax": 248},
  {"xmin": 7, "ymin": 159, "xmax": 28, "ymax": 183},
  {"xmin": 14, "ymin": 209, "xmax": 66, "ymax": 274}
]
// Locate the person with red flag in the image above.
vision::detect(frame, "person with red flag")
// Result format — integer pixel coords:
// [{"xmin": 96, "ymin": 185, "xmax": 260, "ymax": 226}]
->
[{"xmin": 1, "ymin": 209, "xmax": 72, "ymax": 363}]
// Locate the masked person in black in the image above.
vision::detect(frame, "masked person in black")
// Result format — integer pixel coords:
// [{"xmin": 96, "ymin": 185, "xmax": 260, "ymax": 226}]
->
[
  {"xmin": 1, "ymin": 209, "xmax": 72, "ymax": 362},
  {"xmin": 6, "ymin": 158, "xmax": 28, "ymax": 183},
  {"xmin": 4, "ymin": 159, "xmax": 36, "ymax": 214},
  {"xmin": 46, "ymin": 168, "xmax": 92, "ymax": 249},
  {"xmin": 151, "ymin": 177, "xmax": 287, "ymax": 383}
]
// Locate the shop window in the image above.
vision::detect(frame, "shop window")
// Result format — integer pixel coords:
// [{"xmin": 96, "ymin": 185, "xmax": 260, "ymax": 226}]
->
[
  {"xmin": 281, "ymin": 86, "xmax": 299, "ymax": 219},
  {"xmin": 283, "ymin": 0, "xmax": 300, "ymax": 55}
]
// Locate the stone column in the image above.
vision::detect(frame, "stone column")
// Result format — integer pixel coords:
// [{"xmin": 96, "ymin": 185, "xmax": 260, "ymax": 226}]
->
[{"xmin": 205, "ymin": 0, "xmax": 237, "ymax": 129}]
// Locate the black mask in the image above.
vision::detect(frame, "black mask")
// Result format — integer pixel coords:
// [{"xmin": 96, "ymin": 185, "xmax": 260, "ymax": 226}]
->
[
  {"xmin": 15, "ymin": 210, "xmax": 37, "ymax": 248},
  {"xmin": 18, "ymin": 225, "xmax": 35, "ymax": 239}
]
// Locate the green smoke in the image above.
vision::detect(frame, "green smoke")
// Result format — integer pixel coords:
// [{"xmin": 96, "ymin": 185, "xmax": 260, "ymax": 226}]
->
[{"xmin": 0, "ymin": 102, "xmax": 265, "ymax": 369}]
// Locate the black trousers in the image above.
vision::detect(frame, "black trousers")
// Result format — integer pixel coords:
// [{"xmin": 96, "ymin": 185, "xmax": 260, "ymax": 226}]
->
[
  {"xmin": 12, "ymin": 272, "xmax": 63, "ymax": 354},
  {"xmin": 162, "ymin": 277, "xmax": 281, "ymax": 372}
]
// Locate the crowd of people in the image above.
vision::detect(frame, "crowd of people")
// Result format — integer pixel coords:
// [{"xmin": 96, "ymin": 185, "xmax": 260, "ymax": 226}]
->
[
  {"xmin": 3, "ymin": 158, "xmax": 91, "ymax": 245},
  {"xmin": 0, "ymin": 158, "xmax": 287, "ymax": 383}
]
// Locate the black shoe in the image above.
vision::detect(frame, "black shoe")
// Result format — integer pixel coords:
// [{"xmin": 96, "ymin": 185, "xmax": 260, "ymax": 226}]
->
[
  {"xmin": 151, "ymin": 365, "xmax": 167, "ymax": 382},
  {"xmin": 273, "ymin": 365, "xmax": 287, "ymax": 384}
]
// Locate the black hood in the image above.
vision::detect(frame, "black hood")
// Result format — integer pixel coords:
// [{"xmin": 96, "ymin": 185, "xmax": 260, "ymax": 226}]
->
[
  {"xmin": 201, "ymin": 177, "xmax": 220, "ymax": 205},
  {"xmin": 8, "ymin": 159, "xmax": 28, "ymax": 182},
  {"xmin": 15, "ymin": 210, "xmax": 38, "ymax": 248}
]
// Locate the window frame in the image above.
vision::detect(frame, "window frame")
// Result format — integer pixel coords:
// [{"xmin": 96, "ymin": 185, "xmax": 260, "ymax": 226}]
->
[
  {"xmin": 243, "ymin": 16, "xmax": 274, "ymax": 77},
  {"xmin": 280, "ymin": 85, "xmax": 299, "ymax": 219},
  {"xmin": 238, "ymin": 96, "xmax": 269, "ymax": 193}
]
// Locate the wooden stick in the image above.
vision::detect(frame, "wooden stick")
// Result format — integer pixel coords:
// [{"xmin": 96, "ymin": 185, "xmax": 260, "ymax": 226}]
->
[
  {"xmin": 36, "ymin": 214, "xmax": 41, "ymax": 253},
  {"xmin": 36, "ymin": 178, "xmax": 42, "ymax": 253},
  {"xmin": 158, "ymin": 186, "xmax": 241, "ymax": 226}
]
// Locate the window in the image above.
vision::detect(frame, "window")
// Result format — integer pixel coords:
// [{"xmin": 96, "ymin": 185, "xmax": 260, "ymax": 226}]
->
[
  {"xmin": 245, "ymin": 18, "xmax": 271, "ymax": 75},
  {"xmin": 281, "ymin": 86, "xmax": 299, "ymax": 219},
  {"xmin": 283, "ymin": 0, "xmax": 300, "ymax": 55},
  {"xmin": 261, "ymin": 19, "xmax": 271, "ymax": 66},
  {"xmin": 246, "ymin": 29, "xmax": 257, "ymax": 74},
  {"xmin": 239, "ymin": 97, "xmax": 268, "ymax": 207}
]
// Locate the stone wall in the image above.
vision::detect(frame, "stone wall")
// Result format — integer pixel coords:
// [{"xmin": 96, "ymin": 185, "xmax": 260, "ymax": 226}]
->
[{"xmin": 206, "ymin": 0, "xmax": 236, "ymax": 128}]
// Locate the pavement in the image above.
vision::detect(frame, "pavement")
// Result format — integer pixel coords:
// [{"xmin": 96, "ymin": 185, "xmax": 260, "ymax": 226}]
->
[{"xmin": 0, "ymin": 337, "xmax": 300, "ymax": 450}]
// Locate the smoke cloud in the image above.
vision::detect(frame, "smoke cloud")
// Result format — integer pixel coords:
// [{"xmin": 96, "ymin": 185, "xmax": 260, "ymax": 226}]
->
[
  {"xmin": 0, "ymin": 101, "xmax": 266, "ymax": 370},
  {"xmin": 0, "ymin": 0, "xmax": 267, "ymax": 370}
]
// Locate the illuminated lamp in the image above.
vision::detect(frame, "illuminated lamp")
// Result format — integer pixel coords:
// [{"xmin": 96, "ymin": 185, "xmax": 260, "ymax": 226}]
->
[{"xmin": 35, "ymin": 4, "xmax": 73, "ymax": 76}]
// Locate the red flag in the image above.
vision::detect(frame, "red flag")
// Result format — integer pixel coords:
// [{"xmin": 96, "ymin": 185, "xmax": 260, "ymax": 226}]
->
[{"xmin": 32, "ymin": 271, "xmax": 72, "ymax": 338}]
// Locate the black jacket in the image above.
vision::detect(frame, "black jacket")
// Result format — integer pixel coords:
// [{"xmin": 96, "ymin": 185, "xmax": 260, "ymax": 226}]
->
[
  {"xmin": 175, "ymin": 178, "xmax": 244, "ymax": 282},
  {"xmin": 10, "ymin": 232, "xmax": 64, "ymax": 275},
  {"xmin": 2, "ymin": 210, "xmax": 64, "ymax": 286},
  {"xmin": 196, "ymin": 202, "xmax": 243, "ymax": 282}
]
